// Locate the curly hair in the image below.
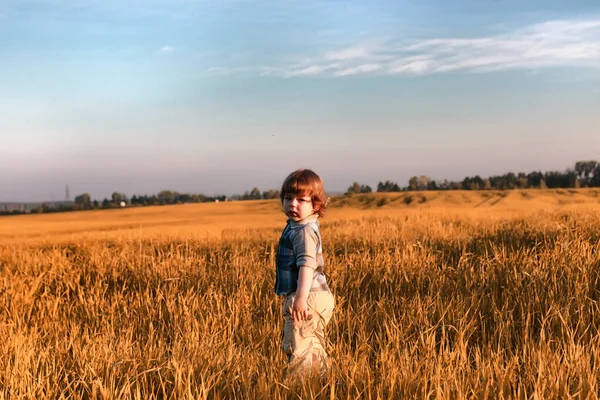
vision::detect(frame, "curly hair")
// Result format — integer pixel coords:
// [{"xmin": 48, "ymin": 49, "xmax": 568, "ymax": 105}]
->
[{"xmin": 280, "ymin": 169, "xmax": 329, "ymax": 217}]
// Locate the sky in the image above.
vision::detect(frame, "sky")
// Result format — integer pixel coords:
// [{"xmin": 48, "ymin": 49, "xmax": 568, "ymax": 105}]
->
[{"xmin": 1, "ymin": 0, "xmax": 599, "ymax": 201}]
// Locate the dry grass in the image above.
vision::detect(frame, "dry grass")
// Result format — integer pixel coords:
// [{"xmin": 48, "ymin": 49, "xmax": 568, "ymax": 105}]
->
[{"xmin": 1, "ymin": 190, "xmax": 600, "ymax": 399}]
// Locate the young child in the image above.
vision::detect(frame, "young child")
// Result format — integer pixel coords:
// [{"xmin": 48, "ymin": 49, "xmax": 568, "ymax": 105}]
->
[{"xmin": 274, "ymin": 169, "xmax": 335, "ymax": 378}]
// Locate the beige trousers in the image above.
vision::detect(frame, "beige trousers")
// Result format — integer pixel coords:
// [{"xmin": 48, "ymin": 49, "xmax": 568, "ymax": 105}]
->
[{"xmin": 282, "ymin": 290, "xmax": 335, "ymax": 377}]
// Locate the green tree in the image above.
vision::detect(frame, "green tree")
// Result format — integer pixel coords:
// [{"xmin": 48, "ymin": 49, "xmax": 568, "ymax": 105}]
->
[
  {"xmin": 112, "ymin": 192, "xmax": 128, "ymax": 205},
  {"xmin": 462, "ymin": 176, "xmax": 484, "ymax": 190},
  {"xmin": 360, "ymin": 184, "xmax": 372, "ymax": 193},
  {"xmin": 591, "ymin": 165, "xmax": 600, "ymax": 187},
  {"xmin": 249, "ymin": 187, "xmax": 262, "ymax": 200},
  {"xmin": 516, "ymin": 173, "xmax": 528, "ymax": 189},
  {"xmin": 408, "ymin": 176, "xmax": 419, "ymax": 191},
  {"xmin": 527, "ymin": 171, "xmax": 544, "ymax": 188},
  {"xmin": 262, "ymin": 189, "xmax": 280, "ymax": 199},
  {"xmin": 74, "ymin": 193, "xmax": 92, "ymax": 209},
  {"xmin": 158, "ymin": 190, "xmax": 178, "ymax": 204},
  {"xmin": 418, "ymin": 176, "xmax": 431, "ymax": 190},
  {"xmin": 426, "ymin": 180, "xmax": 438, "ymax": 190},
  {"xmin": 575, "ymin": 160, "xmax": 599, "ymax": 187},
  {"xmin": 346, "ymin": 182, "xmax": 362, "ymax": 195},
  {"xmin": 346, "ymin": 182, "xmax": 372, "ymax": 194}
]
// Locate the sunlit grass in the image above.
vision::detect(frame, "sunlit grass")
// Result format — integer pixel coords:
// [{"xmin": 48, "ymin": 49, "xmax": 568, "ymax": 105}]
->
[{"xmin": 1, "ymin": 190, "xmax": 600, "ymax": 398}]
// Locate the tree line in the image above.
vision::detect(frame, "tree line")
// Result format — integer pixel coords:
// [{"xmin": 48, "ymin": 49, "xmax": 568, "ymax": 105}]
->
[
  {"xmin": 2, "ymin": 160, "xmax": 598, "ymax": 216},
  {"xmin": 0, "ymin": 188, "xmax": 281, "ymax": 216},
  {"xmin": 346, "ymin": 160, "xmax": 600, "ymax": 194}
]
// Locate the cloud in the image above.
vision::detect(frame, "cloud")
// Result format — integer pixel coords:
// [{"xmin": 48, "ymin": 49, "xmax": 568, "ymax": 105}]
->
[
  {"xmin": 292, "ymin": 65, "xmax": 328, "ymax": 76},
  {"xmin": 325, "ymin": 47, "xmax": 369, "ymax": 61},
  {"xmin": 262, "ymin": 18, "xmax": 600, "ymax": 77},
  {"xmin": 334, "ymin": 63, "xmax": 382, "ymax": 76},
  {"xmin": 159, "ymin": 45, "xmax": 175, "ymax": 54}
]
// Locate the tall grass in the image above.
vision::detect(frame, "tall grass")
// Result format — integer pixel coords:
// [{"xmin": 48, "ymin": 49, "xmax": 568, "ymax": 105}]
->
[{"xmin": 1, "ymin": 209, "xmax": 600, "ymax": 398}]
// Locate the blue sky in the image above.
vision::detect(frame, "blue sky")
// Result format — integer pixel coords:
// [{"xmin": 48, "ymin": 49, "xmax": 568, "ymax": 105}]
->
[{"xmin": 1, "ymin": 0, "xmax": 599, "ymax": 201}]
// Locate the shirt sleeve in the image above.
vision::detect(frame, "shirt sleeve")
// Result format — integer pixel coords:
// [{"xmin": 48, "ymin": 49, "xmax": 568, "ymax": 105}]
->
[{"xmin": 291, "ymin": 226, "xmax": 319, "ymax": 270}]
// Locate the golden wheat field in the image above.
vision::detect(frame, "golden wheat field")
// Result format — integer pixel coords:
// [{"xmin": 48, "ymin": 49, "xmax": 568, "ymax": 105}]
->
[{"xmin": 1, "ymin": 189, "xmax": 600, "ymax": 399}]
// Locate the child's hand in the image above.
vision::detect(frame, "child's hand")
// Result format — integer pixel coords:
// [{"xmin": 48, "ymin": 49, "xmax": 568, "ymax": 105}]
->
[
  {"xmin": 292, "ymin": 266, "xmax": 312, "ymax": 321},
  {"xmin": 291, "ymin": 297, "xmax": 308, "ymax": 321}
]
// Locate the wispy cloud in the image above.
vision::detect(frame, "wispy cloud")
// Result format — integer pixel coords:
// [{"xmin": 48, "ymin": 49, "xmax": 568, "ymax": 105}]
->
[
  {"xmin": 260, "ymin": 18, "xmax": 600, "ymax": 77},
  {"xmin": 335, "ymin": 63, "xmax": 382, "ymax": 76},
  {"xmin": 325, "ymin": 47, "xmax": 370, "ymax": 61},
  {"xmin": 158, "ymin": 45, "xmax": 175, "ymax": 54}
]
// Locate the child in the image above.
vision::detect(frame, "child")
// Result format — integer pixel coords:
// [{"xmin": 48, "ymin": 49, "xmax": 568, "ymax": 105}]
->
[{"xmin": 274, "ymin": 169, "xmax": 335, "ymax": 378}]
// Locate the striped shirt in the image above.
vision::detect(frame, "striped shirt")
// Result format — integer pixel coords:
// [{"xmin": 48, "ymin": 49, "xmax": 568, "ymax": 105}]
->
[{"xmin": 274, "ymin": 214, "xmax": 330, "ymax": 296}]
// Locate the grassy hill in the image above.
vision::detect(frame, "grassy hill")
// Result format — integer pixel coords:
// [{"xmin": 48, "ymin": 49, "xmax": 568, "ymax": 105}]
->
[
  {"xmin": 333, "ymin": 188, "xmax": 600, "ymax": 209},
  {"xmin": 2, "ymin": 189, "xmax": 599, "ymax": 245}
]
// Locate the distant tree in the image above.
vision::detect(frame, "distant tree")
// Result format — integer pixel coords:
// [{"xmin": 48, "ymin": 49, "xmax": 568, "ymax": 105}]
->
[
  {"xmin": 472, "ymin": 176, "xmax": 481, "ymax": 190},
  {"xmin": 408, "ymin": 177, "xmax": 419, "ymax": 191},
  {"xmin": 158, "ymin": 190, "xmax": 178, "ymax": 204},
  {"xmin": 346, "ymin": 182, "xmax": 361, "ymax": 195},
  {"xmin": 461, "ymin": 177, "xmax": 471, "ymax": 190},
  {"xmin": 575, "ymin": 160, "xmax": 599, "ymax": 187},
  {"xmin": 489, "ymin": 173, "xmax": 517, "ymax": 190},
  {"xmin": 177, "ymin": 193, "xmax": 192, "ymax": 203},
  {"xmin": 377, "ymin": 180, "xmax": 401, "ymax": 192},
  {"xmin": 407, "ymin": 176, "xmax": 433, "ymax": 191},
  {"xmin": 417, "ymin": 176, "xmax": 431, "ymax": 190},
  {"xmin": 462, "ymin": 176, "xmax": 484, "ymax": 190},
  {"xmin": 426, "ymin": 180, "xmax": 438, "ymax": 190},
  {"xmin": 134, "ymin": 195, "xmax": 147, "ymax": 205},
  {"xmin": 249, "ymin": 187, "xmax": 262, "ymax": 200},
  {"xmin": 192, "ymin": 194, "xmax": 208, "ymax": 203},
  {"xmin": 591, "ymin": 165, "xmax": 600, "ymax": 187},
  {"xmin": 262, "ymin": 189, "xmax": 280, "ymax": 199},
  {"xmin": 0, "ymin": 209, "xmax": 25, "ymax": 216},
  {"xmin": 74, "ymin": 193, "xmax": 92, "ymax": 209},
  {"xmin": 516, "ymin": 172, "xmax": 528, "ymax": 189},
  {"xmin": 111, "ymin": 192, "xmax": 128, "ymax": 205},
  {"xmin": 544, "ymin": 171, "xmax": 573, "ymax": 188},
  {"xmin": 239, "ymin": 188, "xmax": 262, "ymax": 200},
  {"xmin": 345, "ymin": 182, "xmax": 371, "ymax": 194},
  {"xmin": 527, "ymin": 171, "xmax": 544, "ymax": 188},
  {"xmin": 505, "ymin": 172, "xmax": 517, "ymax": 189},
  {"xmin": 438, "ymin": 179, "xmax": 450, "ymax": 190},
  {"xmin": 566, "ymin": 169, "xmax": 578, "ymax": 188}
]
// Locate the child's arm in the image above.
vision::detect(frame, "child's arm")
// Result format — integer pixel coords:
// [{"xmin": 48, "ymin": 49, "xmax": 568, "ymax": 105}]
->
[
  {"xmin": 292, "ymin": 266, "xmax": 313, "ymax": 321},
  {"xmin": 291, "ymin": 226, "xmax": 319, "ymax": 321}
]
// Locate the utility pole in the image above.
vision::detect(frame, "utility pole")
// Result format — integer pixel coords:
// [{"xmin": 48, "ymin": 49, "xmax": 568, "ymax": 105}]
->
[{"xmin": 65, "ymin": 185, "xmax": 70, "ymax": 201}]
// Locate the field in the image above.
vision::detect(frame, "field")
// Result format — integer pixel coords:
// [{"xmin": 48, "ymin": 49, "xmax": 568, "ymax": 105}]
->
[{"xmin": 1, "ymin": 189, "xmax": 600, "ymax": 399}]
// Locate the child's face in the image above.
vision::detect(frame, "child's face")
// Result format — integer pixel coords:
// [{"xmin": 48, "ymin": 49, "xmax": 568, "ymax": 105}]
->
[{"xmin": 282, "ymin": 193, "xmax": 315, "ymax": 221}]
